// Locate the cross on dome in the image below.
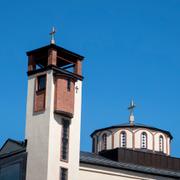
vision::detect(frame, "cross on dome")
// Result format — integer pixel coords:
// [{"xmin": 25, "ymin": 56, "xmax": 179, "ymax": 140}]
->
[{"xmin": 128, "ymin": 99, "xmax": 136, "ymax": 125}]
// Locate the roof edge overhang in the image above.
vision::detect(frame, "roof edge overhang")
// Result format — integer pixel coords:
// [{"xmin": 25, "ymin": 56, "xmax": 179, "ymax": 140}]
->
[
  {"xmin": 80, "ymin": 151, "xmax": 180, "ymax": 178},
  {"xmin": 26, "ymin": 44, "xmax": 84, "ymax": 60},
  {"xmin": 79, "ymin": 161, "xmax": 180, "ymax": 179}
]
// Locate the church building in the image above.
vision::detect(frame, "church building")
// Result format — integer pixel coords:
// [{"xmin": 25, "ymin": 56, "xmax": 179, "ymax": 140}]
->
[{"xmin": 0, "ymin": 31, "xmax": 180, "ymax": 180}]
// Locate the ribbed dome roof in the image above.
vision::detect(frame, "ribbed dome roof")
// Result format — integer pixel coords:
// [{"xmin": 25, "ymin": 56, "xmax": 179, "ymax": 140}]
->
[{"xmin": 91, "ymin": 123, "xmax": 173, "ymax": 139}]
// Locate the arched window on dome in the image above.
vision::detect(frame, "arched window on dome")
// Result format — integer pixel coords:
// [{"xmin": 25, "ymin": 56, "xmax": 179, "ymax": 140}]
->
[
  {"xmin": 120, "ymin": 131, "xmax": 126, "ymax": 148},
  {"xmin": 159, "ymin": 135, "xmax": 164, "ymax": 152},
  {"xmin": 92, "ymin": 137, "xmax": 96, "ymax": 153},
  {"xmin": 102, "ymin": 133, "xmax": 107, "ymax": 150},
  {"xmin": 141, "ymin": 132, "xmax": 147, "ymax": 149}
]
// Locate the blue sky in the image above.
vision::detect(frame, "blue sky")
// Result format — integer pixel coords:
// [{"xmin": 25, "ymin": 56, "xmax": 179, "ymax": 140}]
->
[{"xmin": 0, "ymin": 0, "xmax": 180, "ymax": 157}]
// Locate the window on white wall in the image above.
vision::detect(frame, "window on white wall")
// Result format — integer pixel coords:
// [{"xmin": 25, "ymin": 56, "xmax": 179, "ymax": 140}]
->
[
  {"xmin": 141, "ymin": 132, "xmax": 147, "ymax": 149},
  {"xmin": 102, "ymin": 133, "xmax": 107, "ymax": 150},
  {"xmin": 159, "ymin": 135, "xmax": 164, "ymax": 152},
  {"xmin": 60, "ymin": 167, "xmax": 68, "ymax": 180},
  {"xmin": 120, "ymin": 131, "xmax": 126, "ymax": 148},
  {"xmin": 61, "ymin": 119, "xmax": 70, "ymax": 161}
]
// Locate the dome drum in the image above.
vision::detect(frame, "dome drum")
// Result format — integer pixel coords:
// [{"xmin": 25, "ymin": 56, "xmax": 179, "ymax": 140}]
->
[{"xmin": 91, "ymin": 124, "xmax": 172, "ymax": 156}]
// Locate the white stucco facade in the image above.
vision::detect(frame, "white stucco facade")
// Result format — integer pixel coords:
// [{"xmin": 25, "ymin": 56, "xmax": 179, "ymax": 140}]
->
[{"xmin": 79, "ymin": 164, "xmax": 175, "ymax": 180}]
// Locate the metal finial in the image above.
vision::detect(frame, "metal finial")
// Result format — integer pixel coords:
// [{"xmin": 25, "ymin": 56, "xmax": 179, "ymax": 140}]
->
[
  {"xmin": 49, "ymin": 27, "xmax": 56, "ymax": 44},
  {"xmin": 128, "ymin": 99, "xmax": 136, "ymax": 125}
]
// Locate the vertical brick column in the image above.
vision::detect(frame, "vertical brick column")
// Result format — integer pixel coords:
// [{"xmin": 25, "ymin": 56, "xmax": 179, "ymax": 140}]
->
[
  {"xmin": 74, "ymin": 60, "xmax": 82, "ymax": 75},
  {"xmin": 28, "ymin": 55, "xmax": 36, "ymax": 71},
  {"xmin": 48, "ymin": 48, "xmax": 57, "ymax": 66}
]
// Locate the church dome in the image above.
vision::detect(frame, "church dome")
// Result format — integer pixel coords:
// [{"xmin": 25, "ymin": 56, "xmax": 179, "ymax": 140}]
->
[
  {"xmin": 91, "ymin": 123, "xmax": 172, "ymax": 156},
  {"xmin": 91, "ymin": 101, "xmax": 172, "ymax": 156}
]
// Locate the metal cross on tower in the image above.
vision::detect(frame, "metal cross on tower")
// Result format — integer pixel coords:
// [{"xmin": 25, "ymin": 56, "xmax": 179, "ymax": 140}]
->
[
  {"xmin": 128, "ymin": 100, "xmax": 136, "ymax": 125},
  {"xmin": 49, "ymin": 27, "xmax": 56, "ymax": 44},
  {"xmin": 75, "ymin": 86, "xmax": 79, "ymax": 93}
]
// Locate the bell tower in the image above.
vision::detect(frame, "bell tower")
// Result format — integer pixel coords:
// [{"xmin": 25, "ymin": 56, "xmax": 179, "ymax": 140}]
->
[{"xmin": 25, "ymin": 32, "xmax": 84, "ymax": 180}]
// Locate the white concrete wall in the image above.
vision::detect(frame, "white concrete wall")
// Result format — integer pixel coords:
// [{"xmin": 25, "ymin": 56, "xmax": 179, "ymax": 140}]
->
[
  {"xmin": 26, "ymin": 70, "xmax": 82, "ymax": 180},
  {"xmin": 47, "ymin": 80, "xmax": 82, "ymax": 180},
  {"xmin": 79, "ymin": 164, "xmax": 174, "ymax": 180},
  {"xmin": 167, "ymin": 137, "xmax": 170, "ymax": 155},
  {"xmin": 67, "ymin": 80, "xmax": 82, "ymax": 180},
  {"xmin": 25, "ymin": 70, "xmax": 53, "ymax": 180}
]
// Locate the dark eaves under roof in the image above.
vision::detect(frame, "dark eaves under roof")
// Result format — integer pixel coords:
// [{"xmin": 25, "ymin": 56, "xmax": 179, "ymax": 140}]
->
[
  {"xmin": 80, "ymin": 151, "xmax": 180, "ymax": 178},
  {"xmin": 90, "ymin": 123, "xmax": 173, "ymax": 140},
  {"xmin": 26, "ymin": 44, "xmax": 84, "ymax": 60}
]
